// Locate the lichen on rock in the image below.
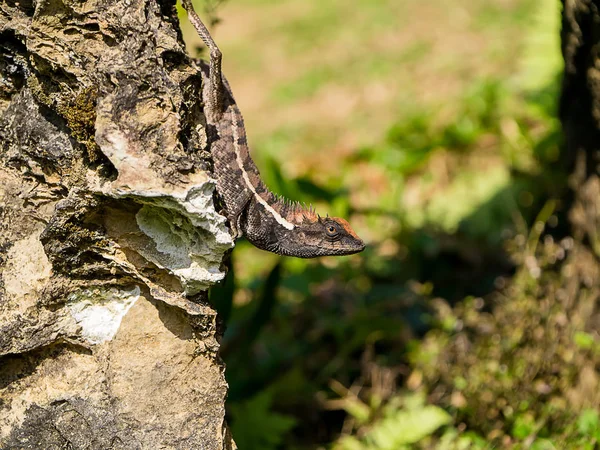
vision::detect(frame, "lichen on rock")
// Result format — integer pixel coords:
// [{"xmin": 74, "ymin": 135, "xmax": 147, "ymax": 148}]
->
[{"xmin": 67, "ymin": 286, "xmax": 141, "ymax": 345}]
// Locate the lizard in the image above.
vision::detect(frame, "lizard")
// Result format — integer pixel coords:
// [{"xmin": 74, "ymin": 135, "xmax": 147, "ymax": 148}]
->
[{"xmin": 182, "ymin": 0, "xmax": 365, "ymax": 258}]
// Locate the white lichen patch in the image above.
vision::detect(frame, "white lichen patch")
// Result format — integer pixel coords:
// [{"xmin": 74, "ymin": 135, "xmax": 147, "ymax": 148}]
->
[
  {"xmin": 135, "ymin": 191, "xmax": 229, "ymax": 295},
  {"xmin": 68, "ymin": 286, "xmax": 140, "ymax": 344}
]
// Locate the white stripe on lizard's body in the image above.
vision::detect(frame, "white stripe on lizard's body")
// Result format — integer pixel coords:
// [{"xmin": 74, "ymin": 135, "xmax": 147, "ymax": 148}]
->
[{"xmin": 230, "ymin": 112, "xmax": 295, "ymax": 231}]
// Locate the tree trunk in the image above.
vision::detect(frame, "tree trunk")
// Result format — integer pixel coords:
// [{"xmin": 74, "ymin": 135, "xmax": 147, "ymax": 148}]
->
[
  {"xmin": 0, "ymin": 0, "xmax": 235, "ymax": 448},
  {"xmin": 560, "ymin": 0, "xmax": 600, "ymax": 252}
]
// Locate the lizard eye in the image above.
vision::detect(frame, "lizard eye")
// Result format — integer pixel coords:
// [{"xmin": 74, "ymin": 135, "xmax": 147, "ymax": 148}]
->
[{"xmin": 326, "ymin": 224, "xmax": 339, "ymax": 237}]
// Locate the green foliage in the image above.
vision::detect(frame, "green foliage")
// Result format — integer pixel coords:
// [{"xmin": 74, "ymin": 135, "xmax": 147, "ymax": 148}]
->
[
  {"xmin": 577, "ymin": 409, "xmax": 600, "ymax": 441},
  {"xmin": 573, "ymin": 331, "xmax": 598, "ymax": 351},
  {"xmin": 191, "ymin": 0, "xmax": 583, "ymax": 448},
  {"xmin": 337, "ymin": 404, "xmax": 451, "ymax": 450},
  {"xmin": 229, "ymin": 391, "xmax": 297, "ymax": 450},
  {"xmin": 434, "ymin": 429, "xmax": 489, "ymax": 450},
  {"xmin": 410, "ymin": 233, "xmax": 600, "ymax": 446},
  {"xmin": 361, "ymin": 80, "xmax": 507, "ymax": 176},
  {"xmin": 511, "ymin": 413, "xmax": 537, "ymax": 440}
]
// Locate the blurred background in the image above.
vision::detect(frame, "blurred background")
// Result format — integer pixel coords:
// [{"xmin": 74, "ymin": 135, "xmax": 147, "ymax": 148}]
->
[{"xmin": 181, "ymin": 0, "xmax": 600, "ymax": 448}]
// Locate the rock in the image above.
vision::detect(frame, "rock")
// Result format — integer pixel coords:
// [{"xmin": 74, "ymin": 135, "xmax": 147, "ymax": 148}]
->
[{"xmin": 0, "ymin": 0, "xmax": 235, "ymax": 447}]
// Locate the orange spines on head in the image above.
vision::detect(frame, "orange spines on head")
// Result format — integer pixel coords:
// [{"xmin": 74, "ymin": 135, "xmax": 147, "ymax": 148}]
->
[
  {"xmin": 287, "ymin": 204, "xmax": 317, "ymax": 225},
  {"xmin": 274, "ymin": 199, "xmax": 319, "ymax": 225},
  {"xmin": 298, "ymin": 203, "xmax": 318, "ymax": 223}
]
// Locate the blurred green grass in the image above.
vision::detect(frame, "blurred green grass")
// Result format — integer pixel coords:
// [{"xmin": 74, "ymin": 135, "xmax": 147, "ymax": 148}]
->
[{"xmin": 178, "ymin": 0, "xmax": 586, "ymax": 448}]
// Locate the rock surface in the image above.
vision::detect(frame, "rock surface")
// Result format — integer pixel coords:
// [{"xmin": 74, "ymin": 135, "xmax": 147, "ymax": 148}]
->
[{"xmin": 0, "ymin": 0, "xmax": 235, "ymax": 448}]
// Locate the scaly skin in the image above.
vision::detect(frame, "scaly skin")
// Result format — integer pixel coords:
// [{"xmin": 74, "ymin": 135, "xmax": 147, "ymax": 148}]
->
[{"xmin": 183, "ymin": 1, "xmax": 365, "ymax": 257}]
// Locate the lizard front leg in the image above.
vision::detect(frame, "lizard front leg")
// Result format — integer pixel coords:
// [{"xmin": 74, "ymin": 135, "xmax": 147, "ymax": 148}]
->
[{"xmin": 226, "ymin": 192, "xmax": 252, "ymax": 239}]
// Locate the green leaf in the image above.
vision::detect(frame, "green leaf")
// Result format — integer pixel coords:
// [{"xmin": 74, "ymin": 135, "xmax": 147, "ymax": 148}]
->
[
  {"xmin": 512, "ymin": 413, "xmax": 536, "ymax": 440},
  {"xmin": 574, "ymin": 331, "xmax": 596, "ymax": 350},
  {"xmin": 437, "ymin": 429, "xmax": 488, "ymax": 450},
  {"xmin": 530, "ymin": 438, "xmax": 557, "ymax": 450},
  {"xmin": 295, "ymin": 177, "xmax": 337, "ymax": 202},
  {"xmin": 577, "ymin": 409, "xmax": 600, "ymax": 437},
  {"xmin": 240, "ymin": 262, "xmax": 282, "ymax": 352},
  {"xmin": 364, "ymin": 405, "xmax": 451, "ymax": 449}
]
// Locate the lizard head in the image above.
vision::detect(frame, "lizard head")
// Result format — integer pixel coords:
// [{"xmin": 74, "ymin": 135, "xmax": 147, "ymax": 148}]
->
[{"xmin": 275, "ymin": 215, "xmax": 365, "ymax": 258}]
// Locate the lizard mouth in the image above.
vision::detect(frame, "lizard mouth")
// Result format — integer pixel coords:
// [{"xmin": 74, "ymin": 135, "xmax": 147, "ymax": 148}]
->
[
  {"xmin": 284, "ymin": 239, "xmax": 365, "ymax": 258},
  {"xmin": 329, "ymin": 238, "xmax": 365, "ymax": 256},
  {"xmin": 345, "ymin": 240, "xmax": 366, "ymax": 255}
]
